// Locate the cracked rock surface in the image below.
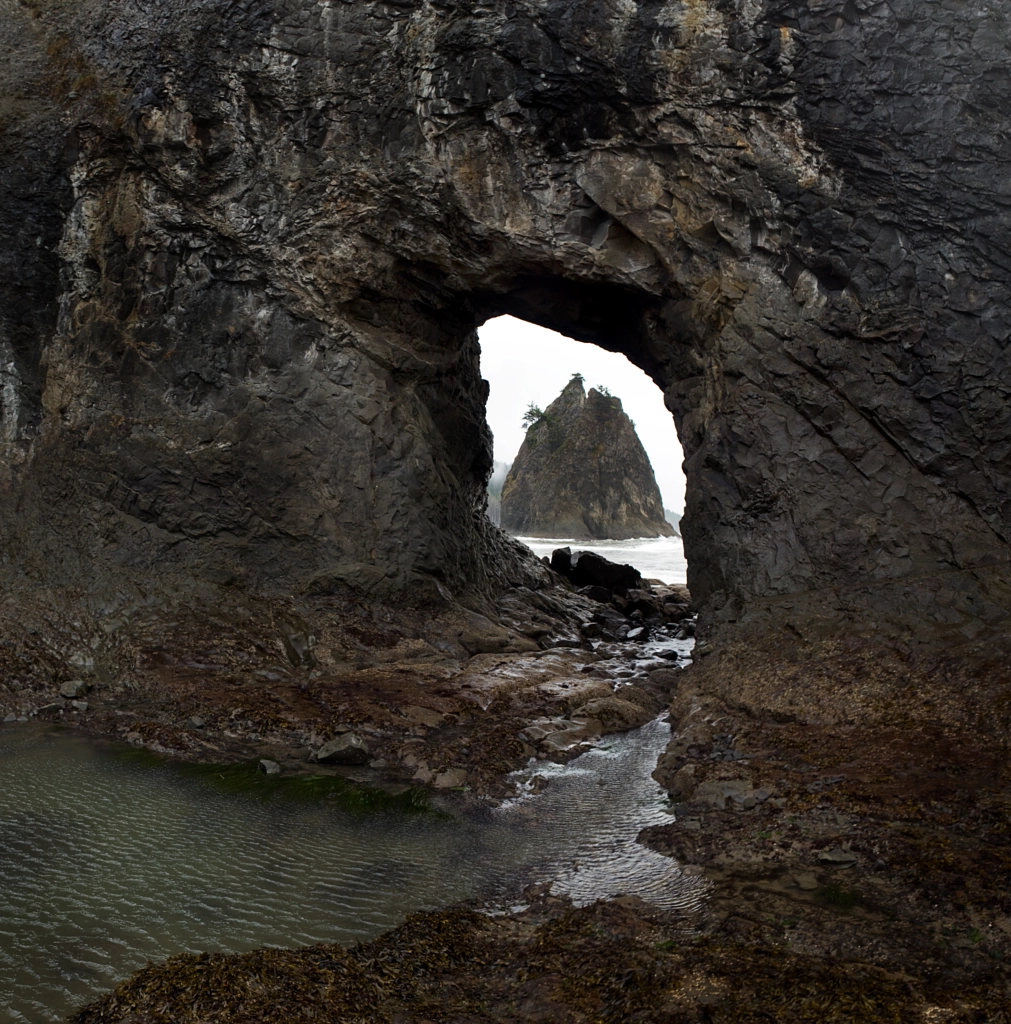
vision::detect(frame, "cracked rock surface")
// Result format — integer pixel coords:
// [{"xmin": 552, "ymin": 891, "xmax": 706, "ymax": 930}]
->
[{"xmin": 1, "ymin": 0, "xmax": 1008, "ymax": 661}]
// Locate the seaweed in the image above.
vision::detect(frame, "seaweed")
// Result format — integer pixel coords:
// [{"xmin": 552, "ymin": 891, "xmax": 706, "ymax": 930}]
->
[{"xmin": 113, "ymin": 748, "xmax": 431, "ymax": 814}]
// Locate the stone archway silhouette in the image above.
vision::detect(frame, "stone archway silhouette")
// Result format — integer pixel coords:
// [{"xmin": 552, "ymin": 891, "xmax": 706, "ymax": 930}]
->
[{"xmin": 0, "ymin": 0, "xmax": 1007, "ymax": 670}]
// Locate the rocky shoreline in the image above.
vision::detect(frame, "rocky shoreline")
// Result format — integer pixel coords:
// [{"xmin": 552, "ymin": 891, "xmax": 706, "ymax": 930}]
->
[
  {"xmin": 3, "ymin": 560, "xmax": 1009, "ymax": 1019},
  {"xmin": 1, "ymin": 550, "xmax": 692, "ymax": 799},
  {"xmin": 5, "ymin": 562, "xmax": 1011, "ymax": 1020},
  {"xmin": 40, "ymin": 658, "xmax": 1009, "ymax": 1017}
]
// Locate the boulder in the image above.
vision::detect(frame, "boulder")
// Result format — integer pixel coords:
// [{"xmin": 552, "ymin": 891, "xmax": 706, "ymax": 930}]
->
[
  {"xmin": 551, "ymin": 549, "xmax": 642, "ymax": 595},
  {"xmin": 316, "ymin": 734, "xmax": 369, "ymax": 765},
  {"xmin": 617, "ymin": 686, "xmax": 662, "ymax": 716},
  {"xmin": 572, "ymin": 697, "xmax": 653, "ymax": 733}
]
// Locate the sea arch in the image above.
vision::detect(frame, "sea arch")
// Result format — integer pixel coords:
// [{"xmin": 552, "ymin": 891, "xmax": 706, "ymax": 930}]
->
[{"xmin": 0, "ymin": 0, "xmax": 1006, "ymax": 662}]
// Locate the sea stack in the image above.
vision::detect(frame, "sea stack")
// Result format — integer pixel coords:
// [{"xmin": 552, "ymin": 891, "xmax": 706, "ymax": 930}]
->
[{"xmin": 500, "ymin": 377, "xmax": 674, "ymax": 541}]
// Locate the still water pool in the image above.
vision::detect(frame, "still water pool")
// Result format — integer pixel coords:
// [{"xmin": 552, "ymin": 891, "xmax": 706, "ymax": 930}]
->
[{"xmin": 0, "ymin": 716, "xmax": 704, "ymax": 1022}]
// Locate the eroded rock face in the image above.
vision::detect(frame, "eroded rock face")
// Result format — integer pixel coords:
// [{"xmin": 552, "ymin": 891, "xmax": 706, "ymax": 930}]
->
[
  {"xmin": 1, "ymin": 0, "xmax": 1009, "ymax": 663},
  {"xmin": 501, "ymin": 376, "xmax": 673, "ymax": 540}
]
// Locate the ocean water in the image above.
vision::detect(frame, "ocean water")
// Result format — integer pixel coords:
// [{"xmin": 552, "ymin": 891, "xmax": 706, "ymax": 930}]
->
[{"xmin": 515, "ymin": 535, "xmax": 688, "ymax": 586}]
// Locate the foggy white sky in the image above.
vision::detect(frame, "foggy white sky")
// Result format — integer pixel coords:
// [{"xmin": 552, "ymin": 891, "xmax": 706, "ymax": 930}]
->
[{"xmin": 478, "ymin": 315, "xmax": 687, "ymax": 513}]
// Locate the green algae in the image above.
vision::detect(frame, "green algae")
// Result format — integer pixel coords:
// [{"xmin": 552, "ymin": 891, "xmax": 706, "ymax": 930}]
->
[{"xmin": 114, "ymin": 747, "xmax": 431, "ymax": 813}]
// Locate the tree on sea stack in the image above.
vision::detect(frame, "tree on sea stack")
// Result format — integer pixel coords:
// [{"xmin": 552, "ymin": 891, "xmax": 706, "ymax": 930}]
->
[{"xmin": 500, "ymin": 377, "xmax": 674, "ymax": 541}]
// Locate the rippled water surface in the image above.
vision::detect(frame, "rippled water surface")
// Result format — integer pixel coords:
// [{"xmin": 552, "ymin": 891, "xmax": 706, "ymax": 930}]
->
[
  {"xmin": 516, "ymin": 535, "xmax": 688, "ymax": 585},
  {"xmin": 1, "ymin": 715, "xmax": 702, "ymax": 1022}
]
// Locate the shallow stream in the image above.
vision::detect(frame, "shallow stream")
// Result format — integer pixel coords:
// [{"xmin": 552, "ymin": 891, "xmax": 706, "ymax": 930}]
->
[{"xmin": 1, "ymin": 708, "xmax": 701, "ymax": 1022}]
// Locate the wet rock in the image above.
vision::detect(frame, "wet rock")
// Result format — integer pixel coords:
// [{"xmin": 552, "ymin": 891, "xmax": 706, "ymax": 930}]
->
[
  {"xmin": 316, "ymin": 734, "xmax": 369, "ymax": 765},
  {"xmin": 616, "ymin": 686, "xmax": 662, "ymax": 716},
  {"xmin": 59, "ymin": 679, "xmax": 88, "ymax": 699},
  {"xmin": 0, "ymin": 0, "xmax": 1006, "ymax": 714},
  {"xmin": 645, "ymin": 668, "xmax": 681, "ymax": 696},
  {"xmin": 578, "ymin": 585, "xmax": 613, "ymax": 604},
  {"xmin": 626, "ymin": 626, "xmax": 648, "ymax": 641},
  {"xmin": 258, "ymin": 759, "xmax": 281, "ymax": 775},
  {"xmin": 553, "ymin": 550, "xmax": 642, "ymax": 595},
  {"xmin": 434, "ymin": 768, "xmax": 467, "ymax": 789},
  {"xmin": 579, "ymin": 621, "xmax": 604, "ymax": 638},
  {"xmin": 669, "ymin": 764, "xmax": 702, "ymax": 802},
  {"xmin": 572, "ymin": 697, "xmax": 653, "ymax": 733}
]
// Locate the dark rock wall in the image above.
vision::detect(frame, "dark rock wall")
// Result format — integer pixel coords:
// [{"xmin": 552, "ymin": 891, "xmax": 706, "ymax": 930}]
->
[
  {"xmin": 1, "ymin": 0, "xmax": 1008, "ymax": 647},
  {"xmin": 501, "ymin": 376, "xmax": 674, "ymax": 540}
]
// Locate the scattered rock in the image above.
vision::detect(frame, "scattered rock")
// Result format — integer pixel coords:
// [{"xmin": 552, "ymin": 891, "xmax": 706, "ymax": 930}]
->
[
  {"xmin": 70, "ymin": 700, "xmax": 89, "ymax": 712},
  {"xmin": 316, "ymin": 733, "xmax": 370, "ymax": 765},
  {"xmin": 528, "ymin": 774, "xmax": 549, "ymax": 794},
  {"xmin": 795, "ymin": 873, "xmax": 819, "ymax": 891},
  {"xmin": 259, "ymin": 759, "xmax": 281, "ymax": 775},
  {"xmin": 3, "ymin": 713, "xmax": 15, "ymax": 723},
  {"xmin": 188, "ymin": 716, "xmax": 206, "ymax": 729},
  {"xmin": 578, "ymin": 585, "xmax": 613, "ymax": 603},
  {"xmin": 626, "ymin": 626, "xmax": 648, "ymax": 641},
  {"xmin": 59, "ymin": 679, "xmax": 89, "ymax": 699},
  {"xmin": 434, "ymin": 768, "xmax": 468, "ymax": 789},
  {"xmin": 818, "ymin": 848, "xmax": 858, "ymax": 866},
  {"xmin": 521, "ymin": 717, "xmax": 601, "ymax": 751},
  {"xmin": 401, "ymin": 706, "xmax": 447, "ymax": 728}
]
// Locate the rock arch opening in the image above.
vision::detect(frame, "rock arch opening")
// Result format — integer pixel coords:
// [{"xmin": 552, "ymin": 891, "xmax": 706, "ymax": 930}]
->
[{"xmin": 477, "ymin": 314, "xmax": 686, "ymax": 585}]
